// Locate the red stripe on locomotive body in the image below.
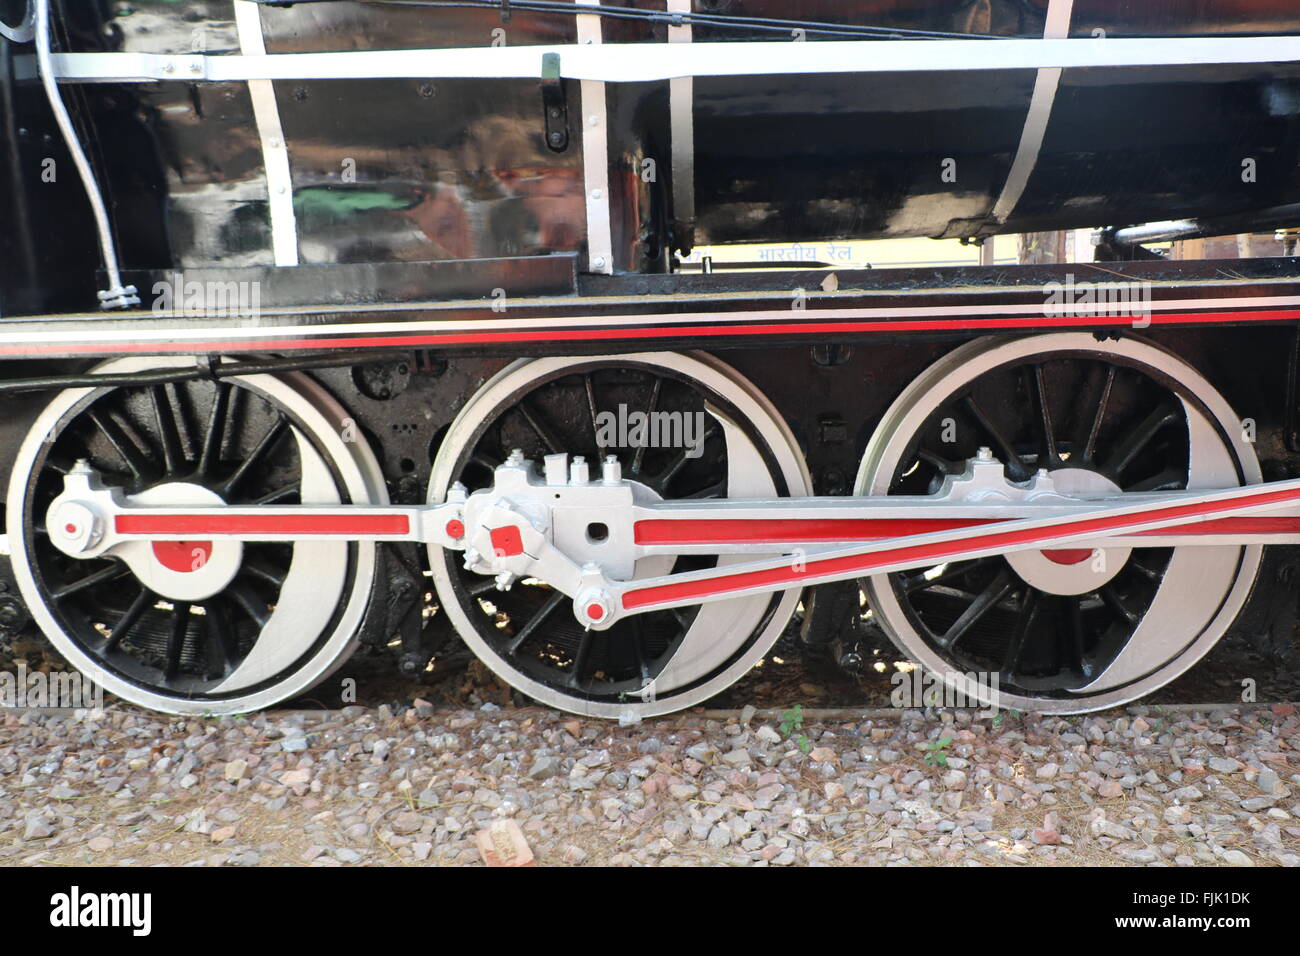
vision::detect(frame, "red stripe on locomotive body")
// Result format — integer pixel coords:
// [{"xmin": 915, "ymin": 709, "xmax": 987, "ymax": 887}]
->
[
  {"xmin": 634, "ymin": 517, "xmax": 1002, "ymax": 544},
  {"xmin": 1, "ymin": 306, "xmax": 1298, "ymax": 357},
  {"xmin": 619, "ymin": 485, "xmax": 1300, "ymax": 611},
  {"xmin": 114, "ymin": 513, "xmax": 411, "ymax": 536}
]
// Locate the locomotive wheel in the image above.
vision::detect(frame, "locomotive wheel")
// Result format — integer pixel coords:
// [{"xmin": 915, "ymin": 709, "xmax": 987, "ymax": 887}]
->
[
  {"xmin": 6, "ymin": 358, "xmax": 386, "ymax": 715},
  {"xmin": 858, "ymin": 333, "xmax": 1262, "ymax": 713},
  {"xmin": 428, "ymin": 352, "xmax": 811, "ymax": 719}
]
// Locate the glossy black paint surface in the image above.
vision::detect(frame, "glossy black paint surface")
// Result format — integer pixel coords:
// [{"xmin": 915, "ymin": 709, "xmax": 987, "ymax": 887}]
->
[{"xmin": 5, "ymin": 1, "xmax": 1300, "ymax": 316}]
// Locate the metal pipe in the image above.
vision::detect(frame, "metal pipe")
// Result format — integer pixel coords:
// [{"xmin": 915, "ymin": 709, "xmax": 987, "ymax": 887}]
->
[
  {"xmin": 33, "ymin": 0, "xmax": 137, "ymax": 309},
  {"xmin": 1103, "ymin": 220, "xmax": 1202, "ymax": 246},
  {"xmin": 1103, "ymin": 203, "xmax": 1300, "ymax": 249}
]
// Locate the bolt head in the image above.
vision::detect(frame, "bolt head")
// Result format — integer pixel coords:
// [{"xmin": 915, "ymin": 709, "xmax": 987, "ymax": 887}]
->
[{"xmin": 51, "ymin": 502, "xmax": 102, "ymax": 554}]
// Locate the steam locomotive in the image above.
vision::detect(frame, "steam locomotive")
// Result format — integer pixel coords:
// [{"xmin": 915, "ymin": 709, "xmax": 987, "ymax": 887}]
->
[{"xmin": 4, "ymin": 0, "xmax": 1300, "ymax": 717}]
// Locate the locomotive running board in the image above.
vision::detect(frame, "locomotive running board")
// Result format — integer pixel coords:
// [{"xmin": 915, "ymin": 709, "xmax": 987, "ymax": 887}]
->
[
  {"xmin": 41, "ymin": 457, "xmax": 1300, "ymax": 632},
  {"xmin": 41, "ymin": 37, "xmax": 1300, "ymax": 86}
]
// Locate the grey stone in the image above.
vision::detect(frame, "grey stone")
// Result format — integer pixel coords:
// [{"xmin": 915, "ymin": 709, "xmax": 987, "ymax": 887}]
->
[{"xmin": 528, "ymin": 756, "xmax": 562, "ymax": 780}]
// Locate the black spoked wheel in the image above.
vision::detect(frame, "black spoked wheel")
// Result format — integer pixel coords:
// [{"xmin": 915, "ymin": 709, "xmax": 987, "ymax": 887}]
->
[
  {"xmin": 7, "ymin": 359, "xmax": 384, "ymax": 713},
  {"xmin": 860, "ymin": 334, "xmax": 1261, "ymax": 712},
  {"xmin": 452, "ymin": 369, "xmax": 721, "ymax": 697},
  {"xmin": 428, "ymin": 352, "xmax": 810, "ymax": 718}
]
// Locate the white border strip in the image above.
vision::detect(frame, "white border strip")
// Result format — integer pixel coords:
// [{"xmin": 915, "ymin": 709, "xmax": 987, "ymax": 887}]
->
[
  {"xmin": 46, "ymin": 36, "xmax": 1300, "ymax": 85},
  {"xmin": 234, "ymin": 1, "xmax": 298, "ymax": 267},
  {"xmin": 988, "ymin": 0, "xmax": 1073, "ymax": 227},
  {"xmin": 668, "ymin": 0, "xmax": 695, "ymax": 246},
  {"xmin": 2, "ymin": 294, "xmax": 1298, "ymax": 348},
  {"xmin": 577, "ymin": 1, "xmax": 614, "ymax": 275}
]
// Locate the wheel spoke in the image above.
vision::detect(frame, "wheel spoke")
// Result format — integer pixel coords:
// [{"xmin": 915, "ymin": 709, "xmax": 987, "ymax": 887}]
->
[
  {"xmin": 103, "ymin": 587, "xmax": 153, "ymax": 652},
  {"xmin": 1128, "ymin": 559, "xmax": 1165, "ymax": 582},
  {"xmin": 253, "ymin": 482, "xmax": 300, "ymax": 505},
  {"xmin": 1100, "ymin": 583, "xmax": 1139, "ymax": 625},
  {"xmin": 584, "ymin": 374, "xmax": 600, "ymax": 446},
  {"xmin": 961, "ymin": 396, "xmax": 1030, "ymax": 480},
  {"xmin": 670, "ymin": 606, "xmax": 695, "ymax": 629},
  {"xmin": 506, "ymin": 591, "xmax": 565, "ymax": 656},
  {"xmin": 202, "ymin": 598, "xmax": 239, "ymax": 678},
  {"xmin": 87, "ymin": 407, "xmax": 155, "ymax": 484},
  {"xmin": 43, "ymin": 456, "xmax": 73, "ymax": 477},
  {"xmin": 567, "ymin": 630, "xmax": 594, "ymax": 688},
  {"xmin": 220, "ymin": 413, "xmax": 287, "ymax": 498},
  {"xmin": 629, "ymin": 615, "xmax": 654, "ymax": 684},
  {"xmin": 228, "ymin": 580, "xmax": 272, "ymax": 629},
  {"xmin": 999, "ymin": 588, "xmax": 1039, "ymax": 677},
  {"xmin": 631, "ymin": 377, "xmax": 663, "ymax": 476},
  {"xmin": 167, "ymin": 382, "xmax": 198, "ymax": 463},
  {"xmin": 465, "ymin": 577, "xmax": 500, "ymax": 597},
  {"xmin": 50, "ymin": 562, "xmax": 131, "ymax": 601},
  {"xmin": 197, "ymin": 382, "xmax": 232, "ymax": 478},
  {"xmin": 1067, "ymin": 595, "xmax": 1092, "ymax": 679},
  {"xmin": 1075, "ymin": 365, "xmax": 1116, "ymax": 464},
  {"xmin": 682, "ymin": 478, "xmax": 727, "ymax": 499},
  {"xmin": 516, "ymin": 400, "xmax": 564, "ymax": 455},
  {"xmin": 150, "ymin": 385, "xmax": 186, "ymax": 474},
  {"xmin": 901, "ymin": 558, "xmax": 995, "ymax": 595},
  {"xmin": 1031, "ymin": 365, "xmax": 1059, "ymax": 465},
  {"xmin": 243, "ymin": 558, "xmax": 287, "ymax": 588},
  {"xmin": 936, "ymin": 567, "xmax": 1014, "ymax": 649},
  {"xmin": 1124, "ymin": 465, "xmax": 1186, "ymax": 492},
  {"xmin": 1104, "ymin": 402, "xmax": 1179, "ymax": 479},
  {"xmin": 915, "ymin": 447, "xmax": 965, "ymax": 478},
  {"xmin": 657, "ymin": 422, "xmax": 719, "ymax": 487},
  {"xmin": 465, "ymin": 452, "xmax": 503, "ymax": 486},
  {"xmin": 163, "ymin": 603, "xmax": 191, "ymax": 680}
]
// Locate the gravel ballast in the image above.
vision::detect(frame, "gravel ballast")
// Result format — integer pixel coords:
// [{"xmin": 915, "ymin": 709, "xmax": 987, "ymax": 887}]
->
[{"xmin": 0, "ymin": 704, "xmax": 1296, "ymax": 867}]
